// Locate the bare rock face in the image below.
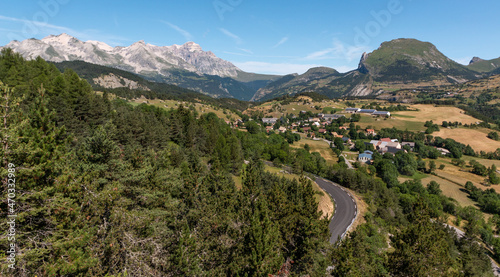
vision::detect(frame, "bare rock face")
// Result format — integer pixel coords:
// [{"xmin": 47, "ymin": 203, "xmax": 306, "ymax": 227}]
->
[
  {"xmin": 92, "ymin": 73, "xmax": 150, "ymax": 90},
  {"xmin": 2, "ymin": 33, "xmax": 241, "ymax": 78},
  {"xmin": 357, "ymin": 52, "xmax": 370, "ymax": 74}
]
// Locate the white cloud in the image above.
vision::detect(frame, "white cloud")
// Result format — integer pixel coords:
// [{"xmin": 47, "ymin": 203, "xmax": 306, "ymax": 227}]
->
[
  {"xmin": 237, "ymin": 47, "xmax": 253, "ymax": 54},
  {"xmin": 335, "ymin": 65, "xmax": 357, "ymax": 73},
  {"xmin": 331, "ymin": 39, "xmax": 370, "ymax": 62},
  {"xmin": 304, "ymin": 48, "xmax": 336, "ymax": 60},
  {"xmin": 453, "ymin": 56, "xmax": 472, "ymax": 65},
  {"xmin": 233, "ymin": 61, "xmax": 323, "ymax": 75},
  {"xmin": 0, "ymin": 15, "xmax": 130, "ymax": 46},
  {"xmin": 303, "ymin": 39, "xmax": 370, "ymax": 62},
  {"xmin": 219, "ymin": 28, "xmax": 242, "ymax": 44},
  {"xmin": 161, "ymin": 21, "xmax": 193, "ymax": 42},
  {"xmin": 273, "ymin": 36, "xmax": 288, "ymax": 48},
  {"xmin": 0, "ymin": 14, "xmax": 80, "ymax": 40}
]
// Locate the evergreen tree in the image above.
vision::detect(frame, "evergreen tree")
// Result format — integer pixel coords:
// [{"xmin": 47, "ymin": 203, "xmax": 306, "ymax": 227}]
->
[{"xmin": 388, "ymin": 201, "xmax": 455, "ymax": 276}]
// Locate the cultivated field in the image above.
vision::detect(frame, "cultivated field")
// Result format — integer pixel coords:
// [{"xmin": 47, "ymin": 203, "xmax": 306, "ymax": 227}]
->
[
  {"xmin": 392, "ymin": 104, "xmax": 479, "ymax": 125},
  {"xmin": 423, "ymin": 175, "xmax": 478, "ymax": 208},
  {"xmin": 433, "ymin": 128, "xmax": 500, "ymax": 153},
  {"xmin": 357, "ymin": 114, "xmax": 425, "ymax": 131}
]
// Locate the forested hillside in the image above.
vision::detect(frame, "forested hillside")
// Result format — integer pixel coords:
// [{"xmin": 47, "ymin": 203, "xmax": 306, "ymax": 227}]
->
[
  {"xmin": 0, "ymin": 49, "xmax": 330, "ymax": 276},
  {"xmin": 0, "ymin": 49, "xmax": 496, "ymax": 276}
]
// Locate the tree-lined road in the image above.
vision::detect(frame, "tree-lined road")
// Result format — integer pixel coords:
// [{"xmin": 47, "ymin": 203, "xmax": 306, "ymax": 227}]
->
[
  {"xmin": 314, "ymin": 177, "xmax": 357, "ymax": 244},
  {"xmin": 262, "ymin": 161, "xmax": 358, "ymax": 244}
]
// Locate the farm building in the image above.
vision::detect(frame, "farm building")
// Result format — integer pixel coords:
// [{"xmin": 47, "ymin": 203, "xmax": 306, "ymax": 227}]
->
[
  {"xmin": 345, "ymin": 108, "xmax": 360, "ymax": 113},
  {"xmin": 359, "ymin": 109, "xmax": 377, "ymax": 114},
  {"xmin": 323, "ymin": 114, "xmax": 345, "ymax": 120},
  {"xmin": 372, "ymin": 111, "xmax": 391, "ymax": 117}
]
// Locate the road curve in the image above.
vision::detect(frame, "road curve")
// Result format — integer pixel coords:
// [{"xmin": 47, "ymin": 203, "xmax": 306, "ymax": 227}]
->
[
  {"xmin": 314, "ymin": 177, "xmax": 357, "ymax": 244},
  {"xmin": 261, "ymin": 161, "xmax": 357, "ymax": 244}
]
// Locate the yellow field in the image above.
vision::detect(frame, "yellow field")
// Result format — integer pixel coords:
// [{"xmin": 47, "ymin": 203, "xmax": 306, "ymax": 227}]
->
[
  {"xmin": 393, "ymin": 104, "xmax": 479, "ymax": 125},
  {"xmin": 398, "ymin": 173, "xmax": 477, "ymax": 208},
  {"xmin": 432, "ymin": 157, "xmax": 500, "ymax": 192},
  {"xmin": 357, "ymin": 114, "xmax": 425, "ymax": 131},
  {"xmin": 465, "ymin": 157, "xmax": 500, "ymax": 169},
  {"xmin": 425, "ymin": 175, "xmax": 478, "ymax": 207},
  {"xmin": 433, "ymin": 128, "xmax": 500, "ymax": 153}
]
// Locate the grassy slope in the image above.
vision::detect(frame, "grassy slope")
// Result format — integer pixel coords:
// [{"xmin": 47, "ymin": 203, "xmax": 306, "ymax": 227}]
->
[
  {"xmin": 129, "ymin": 97, "xmax": 242, "ymax": 121},
  {"xmin": 468, "ymin": 57, "xmax": 500, "ymax": 72},
  {"xmin": 289, "ymin": 138, "xmax": 338, "ymax": 164}
]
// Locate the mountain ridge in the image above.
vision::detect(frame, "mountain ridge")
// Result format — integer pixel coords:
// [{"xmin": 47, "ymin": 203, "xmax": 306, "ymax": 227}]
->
[
  {"xmin": 1, "ymin": 33, "xmax": 280, "ymax": 100},
  {"xmin": 252, "ymin": 38, "xmax": 485, "ymax": 101},
  {"xmin": 467, "ymin": 56, "xmax": 500, "ymax": 72}
]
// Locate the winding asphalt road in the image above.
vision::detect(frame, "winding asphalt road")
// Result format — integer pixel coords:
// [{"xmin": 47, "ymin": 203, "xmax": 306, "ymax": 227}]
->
[
  {"xmin": 314, "ymin": 176, "xmax": 357, "ymax": 244},
  {"xmin": 262, "ymin": 161, "xmax": 358, "ymax": 244}
]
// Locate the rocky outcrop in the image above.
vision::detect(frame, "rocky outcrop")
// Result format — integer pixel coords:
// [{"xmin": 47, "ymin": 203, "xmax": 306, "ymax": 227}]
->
[
  {"xmin": 469, "ymin": 56, "xmax": 484, "ymax": 65},
  {"xmin": 357, "ymin": 52, "xmax": 369, "ymax": 74},
  {"xmin": 92, "ymin": 73, "xmax": 150, "ymax": 90}
]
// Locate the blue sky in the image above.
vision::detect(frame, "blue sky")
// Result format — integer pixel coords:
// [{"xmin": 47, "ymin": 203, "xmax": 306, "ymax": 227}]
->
[{"xmin": 1, "ymin": 0, "xmax": 499, "ymax": 75}]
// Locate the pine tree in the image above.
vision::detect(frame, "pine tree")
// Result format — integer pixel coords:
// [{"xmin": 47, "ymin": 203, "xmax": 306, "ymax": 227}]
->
[
  {"xmin": 388, "ymin": 200, "xmax": 455, "ymax": 276},
  {"xmin": 244, "ymin": 196, "xmax": 283, "ymax": 276}
]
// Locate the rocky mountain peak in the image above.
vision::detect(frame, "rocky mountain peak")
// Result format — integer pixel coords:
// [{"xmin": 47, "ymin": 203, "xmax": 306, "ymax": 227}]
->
[
  {"xmin": 2, "ymin": 34, "xmax": 242, "ymax": 78},
  {"xmin": 357, "ymin": 52, "xmax": 369, "ymax": 74},
  {"xmin": 182, "ymin": 41, "xmax": 203, "ymax": 52},
  {"xmin": 469, "ymin": 56, "xmax": 484, "ymax": 65}
]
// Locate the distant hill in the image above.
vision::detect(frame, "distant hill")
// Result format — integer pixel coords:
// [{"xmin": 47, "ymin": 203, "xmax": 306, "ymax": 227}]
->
[
  {"xmin": 253, "ymin": 38, "xmax": 485, "ymax": 101},
  {"xmin": 468, "ymin": 56, "xmax": 500, "ymax": 72},
  {"xmin": 360, "ymin": 38, "xmax": 479, "ymax": 83}
]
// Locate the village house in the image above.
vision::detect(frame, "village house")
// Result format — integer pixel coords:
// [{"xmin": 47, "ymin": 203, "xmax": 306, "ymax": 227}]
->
[
  {"xmin": 323, "ymin": 114, "xmax": 345, "ymax": 121},
  {"xmin": 342, "ymin": 136, "xmax": 351, "ymax": 144},
  {"xmin": 436, "ymin": 147, "xmax": 451, "ymax": 155},
  {"xmin": 386, "ymin": 141, "xmax": 401, "ymax": 149},
  {"xmin": 318, "ymin": 128, "xmax": 327, "ymax": 134},
  {"xmin": 386, "ymin": 146, "xmax": 405, "ymax": 155},
  {"xmin": 262, "ymin": 118, "xmax": 278, "ymax": 125},
  {"xmin": 331, "ymin": 132, "xmax": 343, "ymax": 138},
  {"xmin": 358, "ymin": 150, "xmax": 373, "ymax": 163},
  {"xmin": 278, "ymin": 126, "xmax": 287, "ymax": 133},
  {"xmin": 401, "ymin": 142, "xmax": 415, "ymax": 151},
  {"xmin": 366, "ymin": 129, "xmax": 376, "ymax": 135}
]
